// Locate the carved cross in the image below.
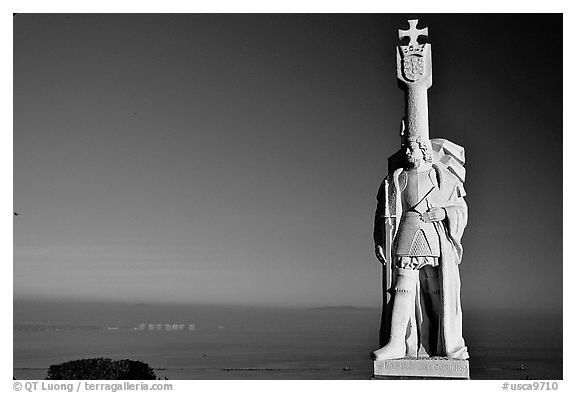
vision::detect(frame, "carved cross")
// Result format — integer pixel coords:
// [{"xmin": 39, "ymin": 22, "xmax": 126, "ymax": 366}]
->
[{"xmin": 398, "ymin": 19, "xmax": 428, "ymax": 47}]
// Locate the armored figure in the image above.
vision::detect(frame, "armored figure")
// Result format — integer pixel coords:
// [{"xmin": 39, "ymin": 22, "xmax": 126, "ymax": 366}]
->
[{"xmin": 371, "ymin": 136, "xmax": 469, "ymax": 360}]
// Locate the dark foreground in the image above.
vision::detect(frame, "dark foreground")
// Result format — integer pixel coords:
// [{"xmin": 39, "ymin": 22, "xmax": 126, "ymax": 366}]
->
[{"xmin": 13, "ymin": 300, "xmax": 562, "ymax": 380}]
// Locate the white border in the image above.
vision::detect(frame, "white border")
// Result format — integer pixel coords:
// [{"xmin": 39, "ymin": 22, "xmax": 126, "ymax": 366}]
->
[{"xmin": 5, "ymin": 2, "xmax": 573, "ymax": 393}]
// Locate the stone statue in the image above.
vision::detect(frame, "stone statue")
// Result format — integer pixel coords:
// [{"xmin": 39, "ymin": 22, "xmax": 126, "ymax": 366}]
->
[{"xmin": 371, "ymin": 20, "xmax": 469, "ymax": 362}]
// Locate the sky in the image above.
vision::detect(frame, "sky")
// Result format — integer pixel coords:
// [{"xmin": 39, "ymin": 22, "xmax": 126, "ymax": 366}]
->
[{"xmin": 13, "ymin": 14, "xmax": 563, "ymax": 311}]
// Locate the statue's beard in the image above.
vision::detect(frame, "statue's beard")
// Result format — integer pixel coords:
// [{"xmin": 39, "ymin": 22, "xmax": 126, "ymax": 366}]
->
[{"xmin": 406, "ymin": 156, "xmax": 421, "ymax": 169}]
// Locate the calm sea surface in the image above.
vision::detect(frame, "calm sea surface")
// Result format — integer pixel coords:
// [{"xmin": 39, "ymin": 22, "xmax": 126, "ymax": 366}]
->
[{"xmin": 13, "ymin": 300, "xmax": 562, "ymax": 380}]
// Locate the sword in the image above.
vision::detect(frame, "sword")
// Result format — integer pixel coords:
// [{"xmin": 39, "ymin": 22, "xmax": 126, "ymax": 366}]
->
[{"xmin": 383, "ymin": 181, "xmax": 394, "ymax": 309}]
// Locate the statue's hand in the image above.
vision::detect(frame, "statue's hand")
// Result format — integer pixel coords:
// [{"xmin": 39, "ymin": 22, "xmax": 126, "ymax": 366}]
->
[
  {"xmin": 422, "ymin": 207, "xmax": 446, "ymax": 222},
  {"xmin": 375, "ymin": 245, "xmax": 386, "ymax": 265}
]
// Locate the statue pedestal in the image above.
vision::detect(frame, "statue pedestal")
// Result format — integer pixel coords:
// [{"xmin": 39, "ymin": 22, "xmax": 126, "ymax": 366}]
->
[{"xmin": 373, "ymin": 357, "xmax": 470, "ymax": 379}]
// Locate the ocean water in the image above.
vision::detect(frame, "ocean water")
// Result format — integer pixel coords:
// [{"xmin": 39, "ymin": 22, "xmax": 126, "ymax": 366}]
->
[{"xmin": 13, "ymin": 300, "xmax": 562, "ymax": 380}]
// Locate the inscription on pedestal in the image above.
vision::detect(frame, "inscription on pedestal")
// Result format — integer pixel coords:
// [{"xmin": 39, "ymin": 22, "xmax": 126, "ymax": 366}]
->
[{"xmin": 373, "ymin": 357, "xmax": 470, "ymax": 379}]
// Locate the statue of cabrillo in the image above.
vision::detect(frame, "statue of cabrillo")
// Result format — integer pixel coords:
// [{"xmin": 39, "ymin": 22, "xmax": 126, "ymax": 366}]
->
[{"xmin": 371, "ymin": 20, "xmax": 469, "ymax": 361}]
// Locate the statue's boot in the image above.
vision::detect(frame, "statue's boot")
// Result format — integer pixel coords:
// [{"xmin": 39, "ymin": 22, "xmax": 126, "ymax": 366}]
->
[{"xmin": 371, "ymin": 268, "xmax": 418, "ymax": 360}]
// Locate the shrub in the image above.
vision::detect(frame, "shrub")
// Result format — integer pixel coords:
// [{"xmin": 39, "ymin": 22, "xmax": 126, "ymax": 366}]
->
[{"xmin": 46, "ymin": 358, "xmax": 157, "ymax": 380}]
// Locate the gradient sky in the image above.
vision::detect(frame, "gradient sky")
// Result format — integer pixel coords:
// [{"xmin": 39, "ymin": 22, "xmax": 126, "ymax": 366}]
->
[{"xmin": 13, "ymin": 14, "xmax": 562, "ymax": 310}]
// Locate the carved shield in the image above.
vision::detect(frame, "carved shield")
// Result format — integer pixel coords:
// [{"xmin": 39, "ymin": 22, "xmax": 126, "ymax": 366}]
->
[{"xmin": 402, "ymin": 55, "xmax": 425, "ymax": 82}]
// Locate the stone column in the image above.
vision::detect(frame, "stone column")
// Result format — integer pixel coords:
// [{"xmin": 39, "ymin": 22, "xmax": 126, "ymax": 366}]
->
[{"xmin": 396, "ymin": 19, "xmax": 432, "ymax": 144}]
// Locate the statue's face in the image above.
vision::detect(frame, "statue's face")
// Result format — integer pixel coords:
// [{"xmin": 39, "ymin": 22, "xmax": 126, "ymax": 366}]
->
[{"xmin": 404, "ymin": 141, "xmax": 424, "ymax": 168}]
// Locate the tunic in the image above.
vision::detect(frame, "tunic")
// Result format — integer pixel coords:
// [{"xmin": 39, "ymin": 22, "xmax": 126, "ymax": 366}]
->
[{"xmin": 394, "ymin": 167, "xmax": 440, "ymax": 269}]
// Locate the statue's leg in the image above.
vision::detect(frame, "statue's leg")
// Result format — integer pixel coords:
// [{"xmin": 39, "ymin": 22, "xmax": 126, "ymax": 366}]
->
[
  {"xmin": 422, "ymin": 264, "xmax": 441, "ymax": 355},
  {"xmin": 416, "ymin": 268, "xmax": 432, "ymax": 357},
  {"xmin": 370, "ymin": 267, "xmax": 418, "ymax": 360}
]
